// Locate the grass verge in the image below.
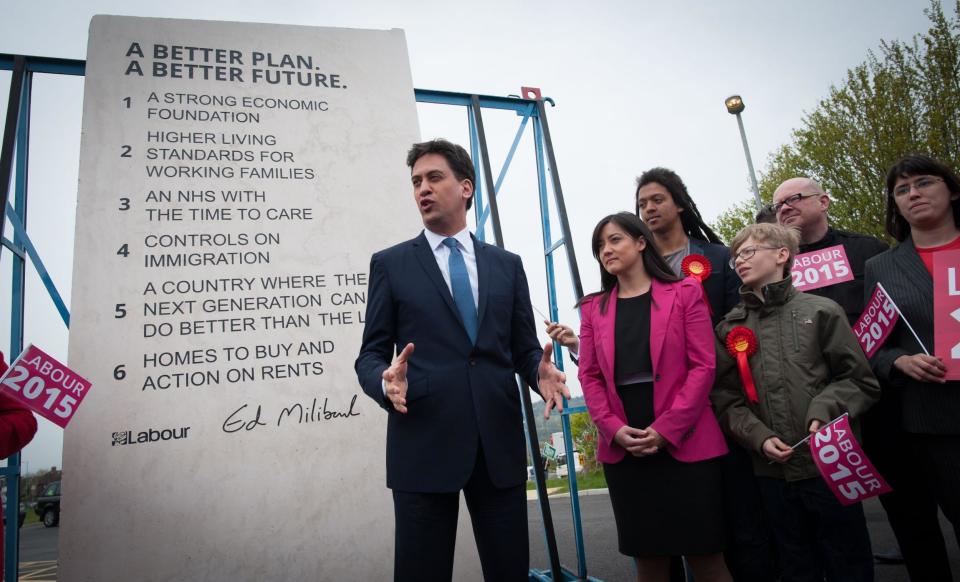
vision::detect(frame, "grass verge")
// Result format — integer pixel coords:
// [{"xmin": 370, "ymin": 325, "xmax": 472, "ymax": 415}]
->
[{"xmin": 526, "ymin": 470, "xmax": 607, "ymax": 494}]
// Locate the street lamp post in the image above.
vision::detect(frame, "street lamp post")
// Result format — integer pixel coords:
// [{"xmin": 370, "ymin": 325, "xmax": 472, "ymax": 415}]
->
[{"xmin": 725, "ymin": 95, "xmax": 763, "ymax": 212}]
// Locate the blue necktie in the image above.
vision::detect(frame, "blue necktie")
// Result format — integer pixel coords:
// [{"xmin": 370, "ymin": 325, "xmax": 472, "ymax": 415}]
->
[{"xmin": 443, "ymin": 237, "xmax": 478, "ymax": 343}]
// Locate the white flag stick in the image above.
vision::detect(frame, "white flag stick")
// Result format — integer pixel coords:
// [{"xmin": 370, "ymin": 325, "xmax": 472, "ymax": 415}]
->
[
  {"xmin": 877, "ymin": 282, "xmax": 930, "ymax": 355},
  {"xmin": 788, "ymin": 412, "xmax": 850, "ymax": 450},
  {"xmin": 768, "ymin": 412, "xmax": 851, "ymax": 464},
  {"xmin": 532, "ymin": 305, "xmax": 551, "ymax": 322}
]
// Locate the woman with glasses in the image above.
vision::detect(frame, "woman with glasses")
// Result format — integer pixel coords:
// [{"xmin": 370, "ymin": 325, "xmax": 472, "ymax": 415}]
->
[
  {"xmin": 863, "ymin": 154, "xmax": 960, "ymax": 580},
  {"xmin": 577, "ymin": 212, "xmax": 732, "ymax": 582}
]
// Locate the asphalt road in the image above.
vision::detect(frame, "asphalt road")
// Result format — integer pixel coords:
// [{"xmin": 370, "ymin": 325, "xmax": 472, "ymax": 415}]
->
[
  {"xmin": 18, "ymin": 522, "xmax": 58, "ymax": 581},
  {"xmin": 10, "ymin": 497, "xmax": 959, "ymax": 581},
  {"xmin": 528, "ymin": 492, "xmax": 959, "ymax": 582}
]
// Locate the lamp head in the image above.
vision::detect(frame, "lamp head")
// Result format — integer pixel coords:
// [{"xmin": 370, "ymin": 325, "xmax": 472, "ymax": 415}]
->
[{"xmin": 725, "ymin": 95, "xmax": 745, "ymax": 114}]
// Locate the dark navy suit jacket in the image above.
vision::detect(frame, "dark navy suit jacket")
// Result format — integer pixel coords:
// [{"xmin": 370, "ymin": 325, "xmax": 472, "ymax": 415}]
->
[
  {"xmin": 355, "ymin": 232, "xmax": 543, "ymax": 493},
  {"xmin": 689, "ymin": 238, "xmax": 741, "ymax": 323}
]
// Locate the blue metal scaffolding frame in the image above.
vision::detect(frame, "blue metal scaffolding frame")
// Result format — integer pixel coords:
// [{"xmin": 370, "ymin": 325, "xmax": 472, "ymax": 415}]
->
[{"xmin": 0, "ymin": 54, "xmax": 595, "ymax": 582}]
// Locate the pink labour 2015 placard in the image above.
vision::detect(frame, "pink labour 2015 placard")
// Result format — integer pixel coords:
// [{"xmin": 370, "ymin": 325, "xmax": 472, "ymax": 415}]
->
[{"xmin": 0, "ymin": 344, "xmax": 91, "ymax": 428}]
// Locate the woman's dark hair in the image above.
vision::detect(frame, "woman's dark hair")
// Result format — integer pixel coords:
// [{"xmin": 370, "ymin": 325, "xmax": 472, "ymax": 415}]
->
[
  {"xmin": 885, "ymin": 154, "xmax": 960, "ymax": 241},
  {"xmin": 579, "ymin": 212, "xmax": 680, "ymax": 312},
  {"xmin": 635, "ymin": 167, "xmax": 724, "ymax": 244}
]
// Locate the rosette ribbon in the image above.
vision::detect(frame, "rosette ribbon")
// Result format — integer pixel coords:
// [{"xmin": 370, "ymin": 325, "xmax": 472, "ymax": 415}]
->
[
  {"xmin": 725, "ymin": 326, "xmax": 759, "ymax": 404},
  {"xmin": 681, "ymin": 254, "xmax": 713, "ymax": 316}
]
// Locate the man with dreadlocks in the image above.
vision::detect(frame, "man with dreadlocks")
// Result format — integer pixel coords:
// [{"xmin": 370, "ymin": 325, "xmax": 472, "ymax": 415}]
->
[
  {"xmin": 634, "ymin": 167, "xmax": 740, "ymax": 323},
  {"xmin": 635, "ymin": 167, "xmax": 776, "ymax": 582}
]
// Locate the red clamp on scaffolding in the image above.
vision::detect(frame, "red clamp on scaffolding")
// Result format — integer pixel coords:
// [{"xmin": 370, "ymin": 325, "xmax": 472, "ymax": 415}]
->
[{"xmin": 521, "ymin": 86, "xmax": 543, "ymax": 100}]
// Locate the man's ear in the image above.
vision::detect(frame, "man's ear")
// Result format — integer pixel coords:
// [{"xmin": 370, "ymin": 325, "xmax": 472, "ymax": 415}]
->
[
  {"xmin": 819, "ymin": 194, "xmax": 831, "ymax": 211},
  {"xmin": 461, "ymin": 178, "xmax": 474, "ymax": 197}
]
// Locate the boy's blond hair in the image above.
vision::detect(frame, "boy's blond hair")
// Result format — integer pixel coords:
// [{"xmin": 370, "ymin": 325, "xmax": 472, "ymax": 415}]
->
[{"xmin": 729, "ymin": 223, "xmax": 800, "ymax": 275}]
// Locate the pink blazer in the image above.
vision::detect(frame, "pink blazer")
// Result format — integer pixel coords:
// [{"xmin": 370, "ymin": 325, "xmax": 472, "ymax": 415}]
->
[{"xmin": 577, "ymin": 277, "xmax": 728, "ymax": 464}]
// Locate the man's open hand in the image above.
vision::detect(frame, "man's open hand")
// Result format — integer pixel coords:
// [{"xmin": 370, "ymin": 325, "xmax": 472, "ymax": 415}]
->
[
  {"xmin": 383, "ymin": 343, "xmax": 415, "ymax": 413},
  {"xmin": 538, "ymin": 342, "xmax": 571, "ymax": 419}
]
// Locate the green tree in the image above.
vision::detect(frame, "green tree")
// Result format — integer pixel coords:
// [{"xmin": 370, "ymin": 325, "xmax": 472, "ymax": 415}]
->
[
  {"xmin": 713, "ymin": 0, "xmax": 960, "ymax": 243},
  {"xmin": 569, "ymin": 411, "xmax": 599, "ymax": 472}
]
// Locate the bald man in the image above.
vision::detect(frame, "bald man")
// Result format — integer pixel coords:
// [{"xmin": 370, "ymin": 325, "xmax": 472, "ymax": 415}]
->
[
  {"xmin": 773, "ymin": 177, "xmax": 931, "ymax": 569},
  {"xmin": 772, "ymin": 177, "xmax": 887, "ymax": 324}
]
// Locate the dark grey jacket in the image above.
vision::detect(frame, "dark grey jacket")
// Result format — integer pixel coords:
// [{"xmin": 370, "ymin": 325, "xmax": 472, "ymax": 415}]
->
[{"xmin": 864, "ymin": 237, "xmax": 960, "ymax": 435}]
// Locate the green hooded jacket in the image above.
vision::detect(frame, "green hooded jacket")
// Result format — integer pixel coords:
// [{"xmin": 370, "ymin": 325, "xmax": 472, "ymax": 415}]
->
[{"xmin": 712, "ymin": 277, "xmax": 880, "ymax": 481}]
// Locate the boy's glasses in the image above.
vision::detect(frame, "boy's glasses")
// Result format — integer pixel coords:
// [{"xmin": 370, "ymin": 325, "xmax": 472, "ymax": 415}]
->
[{"xmin": 729, "ymin": 246, "xmax": 781, "ymax": 269}]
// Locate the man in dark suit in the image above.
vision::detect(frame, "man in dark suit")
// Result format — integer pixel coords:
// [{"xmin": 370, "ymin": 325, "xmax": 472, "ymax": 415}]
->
[{"xmin": 355, "ymin": 138, "xmax": 569, "ymax": 582}]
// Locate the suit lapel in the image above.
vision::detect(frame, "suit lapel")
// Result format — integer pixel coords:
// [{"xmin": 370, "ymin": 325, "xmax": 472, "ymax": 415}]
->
[
  {"xmin": 897, "ymin": 238, "xmax": 934, "ymax": 298},
  {"xmin": 649, "ymin": 279, "xmax": 677, "ymax": 373},
  {"xmin": 688, "ymin": 238, "xmax": 705, "ymax": 257},
  {"xmin": 412, "ymin": 233, "xmax": 461, "ymax": 325},
  {"xmin": 474, "ymin": 234, "xmax": 491, "ymax": 326},
  {"xmin": 893, "ymin": 238, "xmax": 935, "ymax": 347},
  {"xmin": 597, "ymin": 286, "xmax": 618, "ymax": 382}
]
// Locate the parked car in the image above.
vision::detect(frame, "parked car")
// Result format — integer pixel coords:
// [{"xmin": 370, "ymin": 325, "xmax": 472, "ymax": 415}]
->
[
  {"xmin": 34, "ymin": 481, "xmax": 60, "ymax": 528},
  {"xmin": 554, "ymin": 452, "xmax": 584, "ymax": 478},
  {"xmin": 0, "ymin": 499, "xmax": 26, "ymax": 528}
]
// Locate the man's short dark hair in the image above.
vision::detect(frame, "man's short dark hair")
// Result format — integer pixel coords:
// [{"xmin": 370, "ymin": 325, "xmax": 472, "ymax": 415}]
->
[
  {"xmin": 755, "ymin": 203, "xmax": 777, "ymax": 224},
  {"xmin": 407, "ymin": 139, "xmax": 476, "ymax": 210}
]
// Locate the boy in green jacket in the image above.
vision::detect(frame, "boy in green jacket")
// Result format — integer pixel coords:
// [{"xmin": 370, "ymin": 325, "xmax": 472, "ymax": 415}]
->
[{"xmin": 712, "ymin": 223, "xmax": 880, "ymax": 582}]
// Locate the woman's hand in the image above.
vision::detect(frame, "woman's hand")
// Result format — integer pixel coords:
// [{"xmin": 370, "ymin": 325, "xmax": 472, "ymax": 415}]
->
[
  {"xmin": 544, "ymin": 320, "xmax": 580, "ymax": 353},
  {"xmin": 894, "ymin": 354, "xmax": 947, "ymax": 384},
  {"xmin": 614, "ymin": 426, "xmax": 662, "ymax": 456},
  {"xmin": 635, "ymin": 427, "xmax": 667, "ymax": 455}
]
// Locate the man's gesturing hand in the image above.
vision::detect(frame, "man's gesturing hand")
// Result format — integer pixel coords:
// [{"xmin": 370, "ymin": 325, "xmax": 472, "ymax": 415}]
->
[
  {"xmin": 539, "ymin": 342, "xmax": 571, "ymax": 419},
  {"xmin": 383, "ymin": 343, "xmax": 415, "ymax": 413}
]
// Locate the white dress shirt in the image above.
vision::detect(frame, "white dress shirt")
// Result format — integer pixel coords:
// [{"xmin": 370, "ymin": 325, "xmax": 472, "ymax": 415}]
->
[
  {"xmin": 383, "ymin": 227, "xmax": 480, "ymax": 396},
  {"xmin": 422, "ymin": 227, "xmax": 479, "ymax": 308}
]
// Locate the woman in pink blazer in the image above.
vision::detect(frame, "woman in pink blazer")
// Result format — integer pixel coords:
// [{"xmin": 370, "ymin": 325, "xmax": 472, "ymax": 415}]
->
[{"xmin": 577, "ymin": 213, "xmax": 731, "ymax": 582}]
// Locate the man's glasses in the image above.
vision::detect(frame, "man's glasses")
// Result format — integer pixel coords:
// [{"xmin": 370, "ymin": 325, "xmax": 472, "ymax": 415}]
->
[
  {"xmin": 772, "ymin": 192, "xmax": 819, "ymax": 213},
  {"xmin": 892, "ymin": 176, "xmax": 944, "ymax": 197},
  {"xmin": 729, "ymin": 246, "xmax": 781, "ymax": 269}
]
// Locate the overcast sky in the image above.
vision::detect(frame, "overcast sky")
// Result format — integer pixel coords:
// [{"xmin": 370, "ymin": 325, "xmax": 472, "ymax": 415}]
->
[{"xmin": 0, "ymin": 0, "xmax": 942, "ymax": 472}]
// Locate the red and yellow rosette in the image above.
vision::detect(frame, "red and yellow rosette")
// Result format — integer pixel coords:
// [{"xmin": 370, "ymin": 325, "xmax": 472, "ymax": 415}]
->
[
  {"xmin": 681, "ymin": 254, "xmax": 713, "ymax": 316},
  {"xmin": 725, "ymin": 326, "xmax": 760, "ymax": 404}
]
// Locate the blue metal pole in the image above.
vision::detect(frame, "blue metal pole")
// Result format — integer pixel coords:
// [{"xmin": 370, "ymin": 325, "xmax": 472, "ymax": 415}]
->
[
  {"xmin": 533, "ymin": 116, "xmax": 588, "ymax": 580},
  {"xmin": 4, "ymin": 67, "xmax": 32, "ymax": 582},
  {"xmin": 476, "ymin": 104, "xmax": 534, "ymax": 235}
]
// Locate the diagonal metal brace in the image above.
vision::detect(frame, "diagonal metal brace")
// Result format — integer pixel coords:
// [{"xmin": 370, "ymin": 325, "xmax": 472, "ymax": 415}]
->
[{"xmin": 5, "ymin": 203, "xmax": 71, "ymax": 327}]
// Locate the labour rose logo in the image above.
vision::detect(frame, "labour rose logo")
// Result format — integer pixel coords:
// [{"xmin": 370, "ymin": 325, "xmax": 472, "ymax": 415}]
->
[
  {"xmin": 725, "ymin": 326, "xmax": 759, "ymax": 403},
  {"xmin": 681, "ymin": 254, "xmax": 713, "ymax": 315}
]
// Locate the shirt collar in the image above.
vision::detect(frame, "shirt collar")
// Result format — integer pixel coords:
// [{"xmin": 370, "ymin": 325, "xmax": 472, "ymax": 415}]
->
[{"xmin": 424, "ymin": 227, "xmax": 474, "ymax": 255}]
